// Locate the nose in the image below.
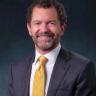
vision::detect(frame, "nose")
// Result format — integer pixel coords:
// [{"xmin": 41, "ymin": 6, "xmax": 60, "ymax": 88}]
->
[{"xmin": 40, "ymin": 23, "xmax": 49, "ymax": 32}]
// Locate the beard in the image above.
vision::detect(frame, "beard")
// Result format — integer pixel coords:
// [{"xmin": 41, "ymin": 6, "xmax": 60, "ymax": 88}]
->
[{"xmin": 32, "ymin": 32, "xmax": 59, "ymax": 51}]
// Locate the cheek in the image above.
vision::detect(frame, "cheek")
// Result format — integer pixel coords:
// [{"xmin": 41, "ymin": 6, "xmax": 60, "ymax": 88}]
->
[{"xmin": 30, "ymin": 27, "xmax": 38, "ymax": 35}]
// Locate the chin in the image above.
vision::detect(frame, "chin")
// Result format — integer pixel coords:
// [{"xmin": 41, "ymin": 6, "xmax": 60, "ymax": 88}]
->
[{"xmin": 39, "ymin": 45, "xmax": 56, "ymax": 51}]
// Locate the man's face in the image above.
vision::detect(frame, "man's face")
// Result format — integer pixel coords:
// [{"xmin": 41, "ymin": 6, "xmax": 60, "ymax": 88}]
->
[{"xmin": 27, "ymin": 7, "xmax": 65, "ymax": 53}]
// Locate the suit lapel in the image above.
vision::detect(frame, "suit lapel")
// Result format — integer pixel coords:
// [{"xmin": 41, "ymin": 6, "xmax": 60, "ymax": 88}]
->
[
  {"xmin": 47, "ymin": 48, "xmax": 71, "ymax": 96},
  {"xmin": 23, "ymin": 54, "xmax": 35, "ymax": 96}
]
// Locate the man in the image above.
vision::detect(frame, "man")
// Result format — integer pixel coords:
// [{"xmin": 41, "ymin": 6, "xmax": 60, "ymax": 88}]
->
[{"xmin": 8, "ymin": 0, "xmax": 96, "ymax": 96}]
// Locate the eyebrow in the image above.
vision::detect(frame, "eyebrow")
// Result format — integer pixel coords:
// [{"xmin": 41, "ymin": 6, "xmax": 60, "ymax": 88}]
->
[{"xmin": 32, "ymin": 19, "xmax": 57, "ymax": 23}]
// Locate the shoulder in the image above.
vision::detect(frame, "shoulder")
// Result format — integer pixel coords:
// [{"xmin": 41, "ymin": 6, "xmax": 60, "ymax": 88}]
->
[
  {"xmin": 11, "ymin": 54, "xmax": 34, "ymax": 71},
  {"xmin": 60, "ymin": 47, "xmax": 90, "ymax": 62},
  {"xmin": 59, "ymin": 47, "xmax": 95, "ymax": 71},
  {"xmin": 59, "ymin": 47, "xmax": 96, "ymax": 80}
]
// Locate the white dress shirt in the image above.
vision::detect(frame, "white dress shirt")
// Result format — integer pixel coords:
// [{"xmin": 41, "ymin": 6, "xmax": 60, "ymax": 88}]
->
[{"xmin": 30, "ymin": 44, "xmax": 61, "ymax": 96}]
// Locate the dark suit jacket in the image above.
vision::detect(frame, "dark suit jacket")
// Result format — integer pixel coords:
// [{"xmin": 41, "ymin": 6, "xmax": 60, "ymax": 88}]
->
[{"xmin": 8, "ymin": 47, "xmax": 96, "ymax": 96}]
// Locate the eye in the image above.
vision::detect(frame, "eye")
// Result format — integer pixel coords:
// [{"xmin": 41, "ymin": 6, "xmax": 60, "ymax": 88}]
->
[
  {"xmin": 34, "ymin": 22, "xmax": 41, "ymax": 25},
  {"xmin": 48, "ymin": 21, "xmax": 56, "ymax": 25},
  {"xmin": 32, "ymin": 21, "xmax": 41, "ymax": 25}
]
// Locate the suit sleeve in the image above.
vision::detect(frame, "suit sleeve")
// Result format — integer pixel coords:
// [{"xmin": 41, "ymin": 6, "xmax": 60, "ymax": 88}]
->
[{"xmin": 75, "ymin": 62, "xmax": 96, "ymax": 96}]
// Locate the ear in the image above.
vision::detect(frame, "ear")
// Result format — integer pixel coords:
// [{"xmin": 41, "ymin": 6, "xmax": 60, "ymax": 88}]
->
[
  {"xmin": 60, "ymin": 23, "xmax": 66, "ymax": 36},
  {"xmin": 27, "ymin": 23, "xmax": 32, "ymax": 36}
]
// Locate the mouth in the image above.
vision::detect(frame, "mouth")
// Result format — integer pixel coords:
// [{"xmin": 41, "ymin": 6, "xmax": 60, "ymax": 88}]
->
[
  {"xmin": 38, "ymin": 35, "xmax": 53, "ymax": 42},
  {"xmin": 37, "ymin": 32, "xmax": 54, "ymax": 41}
]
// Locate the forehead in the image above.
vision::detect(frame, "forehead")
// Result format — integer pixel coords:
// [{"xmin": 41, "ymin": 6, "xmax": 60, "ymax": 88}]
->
[{"xmin": 31, "ymin": 7, "xmax": 58, "ymax": 20}]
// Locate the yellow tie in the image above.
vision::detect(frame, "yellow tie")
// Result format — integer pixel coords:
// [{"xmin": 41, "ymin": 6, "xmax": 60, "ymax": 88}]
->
[{"xmin": 32, "ymin": 56, "xmax": 48, "ymax": 96}]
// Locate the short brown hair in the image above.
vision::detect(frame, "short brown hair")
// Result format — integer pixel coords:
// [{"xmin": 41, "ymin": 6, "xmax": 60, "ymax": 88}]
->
[{"xmin": 26, "ymin": 0, "xmax": 67, "ymax": 25}]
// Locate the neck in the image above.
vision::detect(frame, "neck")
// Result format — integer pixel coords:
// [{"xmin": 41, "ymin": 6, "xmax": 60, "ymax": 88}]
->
[
  {"xmin": 35, "ymin": 44, "xmax": 60, "ymax": 55},
  {"xmin": 36, "ymin": 48, "xmax": 54, "ymax": 55}
]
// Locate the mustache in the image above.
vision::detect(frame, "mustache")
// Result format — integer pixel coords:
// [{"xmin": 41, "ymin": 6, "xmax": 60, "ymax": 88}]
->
[{"xmin": 37, "ymin": 32, "xmax": 54, "ymax": 37}]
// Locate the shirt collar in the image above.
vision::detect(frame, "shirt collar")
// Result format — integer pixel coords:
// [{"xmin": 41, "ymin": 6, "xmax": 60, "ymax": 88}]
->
[{"xmin": 34, "ymin": 43, "xmax": 61, "ymax": 64}]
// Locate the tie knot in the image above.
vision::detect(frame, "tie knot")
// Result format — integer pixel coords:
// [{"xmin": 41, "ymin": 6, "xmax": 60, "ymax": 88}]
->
[{"xmin": 38, "ymin": 56, "xmax": 48, "ymax": 65}]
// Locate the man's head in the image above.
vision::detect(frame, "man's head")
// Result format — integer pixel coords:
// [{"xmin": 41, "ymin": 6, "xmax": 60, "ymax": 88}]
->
[{"xmin": 26, "ymin": 0, "xmax": 67, "ymax": 54}]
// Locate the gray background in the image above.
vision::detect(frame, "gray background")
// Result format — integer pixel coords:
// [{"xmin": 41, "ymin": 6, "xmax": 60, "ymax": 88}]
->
[{"xmin": 0, "ymin": 0, "xmax": 96, "ymax": 96}]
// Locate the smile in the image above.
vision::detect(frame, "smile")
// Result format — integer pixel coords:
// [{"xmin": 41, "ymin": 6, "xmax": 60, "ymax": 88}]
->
[{"xmin": 38, "ymin": 35, "xmax": 53, "ymax": 41}]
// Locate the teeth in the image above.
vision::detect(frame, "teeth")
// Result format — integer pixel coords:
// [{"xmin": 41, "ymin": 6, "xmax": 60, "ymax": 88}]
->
[
  {"xmin": 38, "ymin": 36, "xmax": 52, "ymax": 39},
  {"xmin": 39, "ymin": 36, "xmax": 50, "ymax": 38}
]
